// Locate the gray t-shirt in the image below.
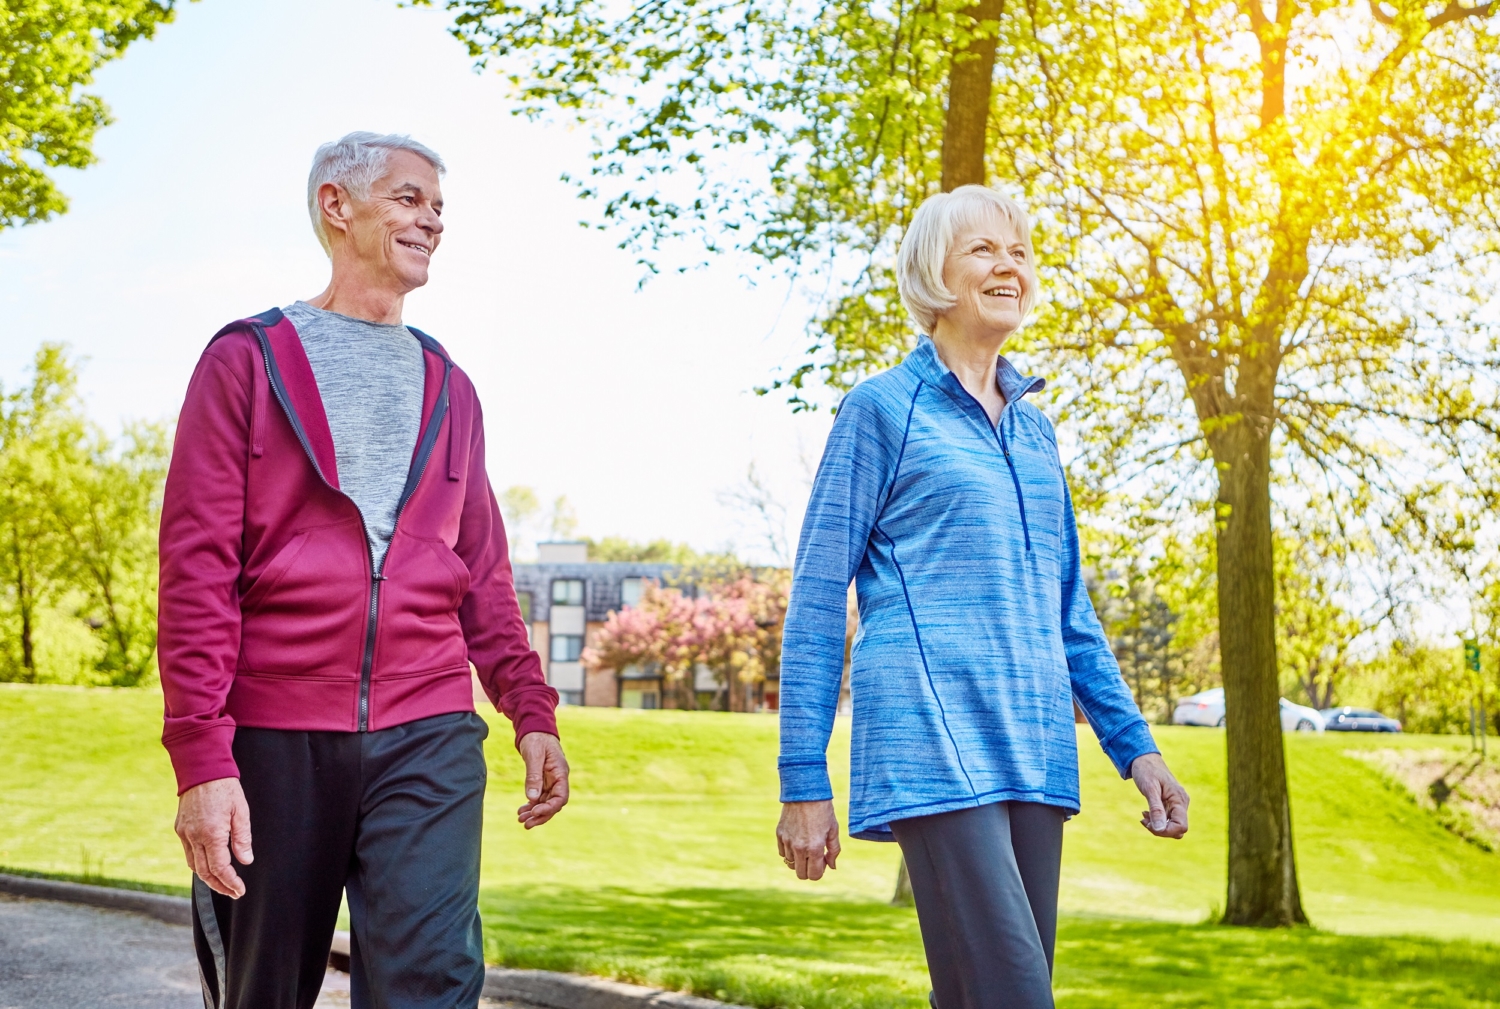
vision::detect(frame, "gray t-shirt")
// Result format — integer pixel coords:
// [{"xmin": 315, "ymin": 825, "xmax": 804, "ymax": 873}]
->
[{"xmin": 282, "ymin": 301, "xmax": 424, "ymax": 570}]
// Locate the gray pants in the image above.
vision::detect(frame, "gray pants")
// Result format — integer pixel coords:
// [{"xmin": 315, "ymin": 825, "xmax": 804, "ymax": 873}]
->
[{"xmin": 891, "ymin": 802, "xmax": 1065, "ymax": 1009}]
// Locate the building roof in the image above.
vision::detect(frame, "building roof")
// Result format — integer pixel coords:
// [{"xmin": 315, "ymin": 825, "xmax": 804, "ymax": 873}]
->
[{"xmin": 512, "ymin": 561, "xmax": 681, "ymax": 623}]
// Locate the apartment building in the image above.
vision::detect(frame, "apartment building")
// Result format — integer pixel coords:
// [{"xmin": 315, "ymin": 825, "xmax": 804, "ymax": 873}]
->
[{"xmin": 511, "ymin": 541, "xmax": 679, "ymax": 707}]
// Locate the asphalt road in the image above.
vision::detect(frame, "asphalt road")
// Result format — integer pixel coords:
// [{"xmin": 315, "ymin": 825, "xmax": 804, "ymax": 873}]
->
[
  {"xmin": 0, "ymin": 893, "xmax": 512, "ymax": 1008},
  {"xmin": 0, "ymin": 893, "xmax": 201, "ymax": 1008}
]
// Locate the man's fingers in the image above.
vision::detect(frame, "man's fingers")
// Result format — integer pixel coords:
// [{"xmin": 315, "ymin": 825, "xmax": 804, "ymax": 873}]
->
[
  {"xmin": 825, "ymin": 831, "xmax": 842, "ymax": 870},
  {"xmin": 205, "ymin": 848, "xmax": 244, "ymax": 899},
  {"xmin": 545, "ymin": 764, "xmax": 571, "ymax": 807},
  {"xmin": 523, "ymin": 760, "xmax": 544, "ymax": 801},
  {"xmin": 229, "ymin": 798, "xmax": 254, "ymax": 865}
]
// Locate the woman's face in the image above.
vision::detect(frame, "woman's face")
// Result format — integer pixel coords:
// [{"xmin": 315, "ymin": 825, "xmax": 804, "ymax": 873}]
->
[{"xmin": 938, "ymin": 211, "xmax": 1035, "ymax": 342}]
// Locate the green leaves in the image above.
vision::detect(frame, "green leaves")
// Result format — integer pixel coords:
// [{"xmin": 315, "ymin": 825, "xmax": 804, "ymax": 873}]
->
[
  {"xmin": 0, "ymin": 0, "xmax": 181, "ymax": 230},
  {"xmin": 0, "ymin": 345, "xmax": 167, "ymax": 685}
]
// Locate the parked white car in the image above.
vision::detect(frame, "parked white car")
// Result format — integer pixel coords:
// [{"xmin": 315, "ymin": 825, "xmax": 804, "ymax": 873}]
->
[{"xmin": 1171, "ymin": 688, "xmax": 1326, "ymax": 732}]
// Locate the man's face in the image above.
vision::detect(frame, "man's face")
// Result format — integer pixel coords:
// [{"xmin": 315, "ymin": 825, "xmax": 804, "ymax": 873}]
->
[{"xmin": 337, "ymin": 149, "xmax": 445, "ymax": 292}]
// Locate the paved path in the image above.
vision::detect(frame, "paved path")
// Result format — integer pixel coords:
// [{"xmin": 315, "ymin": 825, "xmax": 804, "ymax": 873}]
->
[{"xmin": 0, "ymin": 894, "xmax": 509, "ymax": 1008}]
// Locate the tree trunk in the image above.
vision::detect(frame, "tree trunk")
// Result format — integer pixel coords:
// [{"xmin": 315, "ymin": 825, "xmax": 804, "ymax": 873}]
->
[
  {"xmin": 891, "ymin": 855, "xmax": 915, "ymax": 906},
  {"xmin": 16, "ymin": 562, "xmax": 36, "ymax": 683},
  {"xmin": 1215, "ymin": 424, "xmax": 1307, "ymax": 927},
  {"xmin": 940, "ymin": 0, "xmax": 1006, "ymax": 191}
]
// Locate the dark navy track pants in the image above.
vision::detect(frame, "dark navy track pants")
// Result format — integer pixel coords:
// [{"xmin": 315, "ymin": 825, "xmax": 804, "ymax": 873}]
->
[
  {"xmin": 192, "ymin": 711, "xmax": 490, "ymax": 1009},
  {"xmin": 891, "ymin": 801, "xmax": 1066, "ymax": 1009}
]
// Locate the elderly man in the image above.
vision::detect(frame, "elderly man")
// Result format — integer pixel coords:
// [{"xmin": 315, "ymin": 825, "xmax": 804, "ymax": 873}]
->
[{"xmin": 158, "ymin": 132, "xmax": 569, "ymax": 1009}]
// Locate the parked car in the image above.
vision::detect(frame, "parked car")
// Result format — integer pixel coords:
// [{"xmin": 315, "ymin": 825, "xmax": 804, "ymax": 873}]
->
[
  {"xmin": 1171, "ymin": 688, "xmax": 1326, "ymax": 732},
  {"xmin": 1320, "ymin": 706, "xmax": 1402, "ymax": 733},
  {"xmin": 1173, "ymin": 688, "xmax": 1227, "ymax": 727}
]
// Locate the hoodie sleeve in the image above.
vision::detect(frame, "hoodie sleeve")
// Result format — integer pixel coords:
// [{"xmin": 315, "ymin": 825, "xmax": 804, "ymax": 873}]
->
[
  {"xmin": 454, "ymin": 394, "xmax": 560, "ymax": 745},
  {"xmin": 158, "ymin": 349, "xmax": 250, "ymax": 794},
  {"xmin": 777, "ymin": 386, "xmax": 903, "ymax": 803}
]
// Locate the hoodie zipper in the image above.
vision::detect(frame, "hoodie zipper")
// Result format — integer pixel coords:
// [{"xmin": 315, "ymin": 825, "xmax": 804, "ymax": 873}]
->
[{"xmin": 252, "ymin": 323, "xmax": 451, "ymax": 731}]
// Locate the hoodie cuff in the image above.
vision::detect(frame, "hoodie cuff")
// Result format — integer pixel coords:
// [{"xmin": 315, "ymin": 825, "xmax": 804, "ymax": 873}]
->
[
  {"xmin": 163, "ymin": 723, "xmax": 241, "ymax": 795},
  {"xmin": 1104, "ymin": 720, "xmax": 1161, "ymax": 780},
  {"xmin": 506, "ymin": 684, "xmax": 561, "ymax": 746},
  {"xmin": 778, "ymin": 760, "xmax": 834, "ymax": 803}
]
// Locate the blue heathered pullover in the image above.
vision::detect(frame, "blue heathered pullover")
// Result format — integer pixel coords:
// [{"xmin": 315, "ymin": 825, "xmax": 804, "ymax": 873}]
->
[{"xmin": 777, "ymin": 337, "xmax": 1159, "ymax": 840}]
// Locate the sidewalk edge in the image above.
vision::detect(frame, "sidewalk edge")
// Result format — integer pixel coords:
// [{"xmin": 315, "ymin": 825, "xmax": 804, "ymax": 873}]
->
[
  {"xmin": 0, "ymin": 871, "xmax": 191, "ymax": 926},
  {"xmin": 0, "ymin": 873, "xmax": 748, "ymax": 1009}
]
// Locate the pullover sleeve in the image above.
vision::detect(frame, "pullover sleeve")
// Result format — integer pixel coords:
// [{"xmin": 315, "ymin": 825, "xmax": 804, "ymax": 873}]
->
[
  {"xmin": 778, "ymin": 389, "xmax": 902, "ymax": 803},
  {"xmin": 1057, "ymin": 476, "xmax": 1159, "ymax": 778},
  {"xmin": 455, "ymin": 396, "xmax": 560, "ymax": 746},
  {"xmin": 159, "ymin": 350, "xmax": 250, "ymax": 794}
]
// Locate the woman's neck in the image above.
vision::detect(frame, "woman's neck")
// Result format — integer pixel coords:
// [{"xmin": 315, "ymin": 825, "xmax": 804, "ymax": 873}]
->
[{"xmin": 930, "ymin": 322, "xmax": 1007, "ymax": 422}]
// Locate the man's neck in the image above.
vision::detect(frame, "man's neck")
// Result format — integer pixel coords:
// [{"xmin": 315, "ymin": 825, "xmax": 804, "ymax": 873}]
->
[{"xmin": 305, "ymin": 271, "xmax": 406, "ymax": 325}]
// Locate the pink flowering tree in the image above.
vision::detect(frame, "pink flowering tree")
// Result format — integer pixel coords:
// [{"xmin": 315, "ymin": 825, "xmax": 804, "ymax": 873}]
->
[{"xmin": 583, "ymin": 571, "xmax": 790, "ymax": 710}]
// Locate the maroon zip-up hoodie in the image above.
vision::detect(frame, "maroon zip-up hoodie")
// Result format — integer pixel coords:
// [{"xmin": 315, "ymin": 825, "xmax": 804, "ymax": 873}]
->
[{"xmin": 158, "ymin": 309, "xmax": 558, "ymax": 794}]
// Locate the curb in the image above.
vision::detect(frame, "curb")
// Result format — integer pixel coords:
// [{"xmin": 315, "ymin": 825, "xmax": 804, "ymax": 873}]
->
[
  {"xmin": 0, "ymin": 872, "xmax": 191, "ymax": 926},
  {"xmin": 0, "ymin": 872, "xmax": 745, "ymax": 1009}
]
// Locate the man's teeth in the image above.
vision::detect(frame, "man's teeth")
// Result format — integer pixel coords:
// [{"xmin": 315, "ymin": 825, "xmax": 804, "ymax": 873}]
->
[{"xmin": 401, "ymin": 242, "xmax": 430, "ymax": 257}]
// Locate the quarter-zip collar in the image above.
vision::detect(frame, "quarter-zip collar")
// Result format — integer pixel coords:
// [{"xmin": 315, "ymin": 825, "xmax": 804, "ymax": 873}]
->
[{"xmin": 905, "ymin": 335, "xmax": 1046, "ymax": 413}]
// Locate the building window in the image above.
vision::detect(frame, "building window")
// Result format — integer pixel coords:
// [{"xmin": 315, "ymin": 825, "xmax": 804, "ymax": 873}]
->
[
  {"xmin": 515, "ymin": 591, "xmax": 532, "ymax": 624},
  {"xmin": 620, "ymin": 577, "xmax": 644, "ymax": 608},
  {"xmin": 552, "ymin": 579, "xmax": 584, "ymax": 606},
  {"xmin": 550, "ymin": 635, "xmax": 584, "ymax": 662}
]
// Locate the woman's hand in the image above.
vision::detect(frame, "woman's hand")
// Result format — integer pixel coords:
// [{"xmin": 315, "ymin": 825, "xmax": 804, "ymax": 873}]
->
[
  {"xmin": 1131, "ymin": 752, "xmax": 1189, "ymax": 839},
  {"xmin": 777, "ymin": 800, "xmax": 841, "ymax": 880}
]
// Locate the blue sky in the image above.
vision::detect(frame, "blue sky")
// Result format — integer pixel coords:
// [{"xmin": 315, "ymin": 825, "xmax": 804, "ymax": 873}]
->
[{"xmin": 0, "ymin": 0, "xmax": 833, "ymax": 562}]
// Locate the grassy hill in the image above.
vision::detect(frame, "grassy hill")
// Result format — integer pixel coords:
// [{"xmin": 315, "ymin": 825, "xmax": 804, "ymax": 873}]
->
[{"xmin": 2, "ymin": 683, "xmax": 1498, "ymax": 1007}]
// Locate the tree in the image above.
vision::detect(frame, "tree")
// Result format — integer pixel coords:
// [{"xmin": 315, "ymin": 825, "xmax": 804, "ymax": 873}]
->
[
  {"xmin": 434, "ymin": 0, "xmax": 1500, "ymax": 926},
  {"xmin": 0, "ymin": 345, "xmax": 87, "ymax": 680},
  {"xmin": 583, "ymin": 573, "xmax": 789, "ymax": 710},
  {"xmin": 1, "ymin": 1, "xmax": 184, "ymax": 230},
  {"xmin": 55, "ymin": 421, "xmax": 169, "ymax": 686},
  {"xmin": 0, "ymin": 344, "xmax": 168, "ymax": 685}
]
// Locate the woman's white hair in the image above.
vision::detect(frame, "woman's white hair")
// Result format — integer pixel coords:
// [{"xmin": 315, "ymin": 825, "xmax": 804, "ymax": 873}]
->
[
  {"xmin": 896, "ymin": 184, "xmax": 1038, "ymax": 334},
  {"xmin": 307, "ymin": 132, "xmax": 447, "ymax": 255}
]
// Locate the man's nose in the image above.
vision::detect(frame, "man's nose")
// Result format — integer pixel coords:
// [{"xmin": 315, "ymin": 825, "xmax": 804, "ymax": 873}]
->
[{"xmin": 421, "ymin": 209, "xmax": 445, "ymax": 235}]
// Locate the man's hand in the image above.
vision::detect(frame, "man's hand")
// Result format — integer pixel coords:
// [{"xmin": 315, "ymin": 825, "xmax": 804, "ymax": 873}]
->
[
  {"xmin": 1131, "ymin": 752, "xmax": 1190, "ymax": 839},
  {"xmin": 777, "ymin": 800, "xmax": 841, "ymax": 880},
  {"xmin": 174, "ymin": 777, "xmax": 253, "ymax": 898},
  {"xmin": 517, "ymin": 732, "xmax": 570, "ymax": 829}
]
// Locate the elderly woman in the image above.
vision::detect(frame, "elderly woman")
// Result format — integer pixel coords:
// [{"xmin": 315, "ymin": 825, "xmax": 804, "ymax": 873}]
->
[{"xmin": 775, "ymin": 185, "xmax": 1189, "ymax": 1009}]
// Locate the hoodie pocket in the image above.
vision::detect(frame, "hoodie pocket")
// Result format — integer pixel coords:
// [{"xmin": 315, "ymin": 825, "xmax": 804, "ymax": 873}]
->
[{"xmin": 239, "ymin": 518, "xmax": 368, "ymax": 676}]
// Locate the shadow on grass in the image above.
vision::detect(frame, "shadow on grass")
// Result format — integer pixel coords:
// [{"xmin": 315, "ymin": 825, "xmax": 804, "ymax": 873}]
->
[{"xmin": 480, "ymin": 886, "xmax": 1500, "ymax": 1009}]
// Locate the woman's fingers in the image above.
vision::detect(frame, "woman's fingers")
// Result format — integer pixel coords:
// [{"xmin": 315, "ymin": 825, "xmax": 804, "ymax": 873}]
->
[
  {"xmin": 776, "ymin": 800, "xmax": 840, "ymax": 879},
  {"xmin": 1163, "ymin": 782, "xmax": 1190, "ymax": 837}
]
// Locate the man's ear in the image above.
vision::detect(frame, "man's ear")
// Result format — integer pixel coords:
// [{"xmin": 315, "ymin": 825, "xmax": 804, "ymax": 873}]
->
[{"xmin": 318, "ymin": 182, "xmax": 354, "ymax": 241}]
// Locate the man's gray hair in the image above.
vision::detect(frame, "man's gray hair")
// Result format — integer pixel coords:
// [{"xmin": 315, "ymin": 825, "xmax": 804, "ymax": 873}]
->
[
  {"xmin": 307, "ymin": 132, "xmax": 447, "ymax": 254},
  {"xmin": 897, "ymin": 185, "xmax": 1038, "ymax": 334}
]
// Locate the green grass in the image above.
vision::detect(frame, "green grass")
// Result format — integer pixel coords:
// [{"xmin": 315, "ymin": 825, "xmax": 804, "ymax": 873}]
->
[{"xmin": 3, "ymin": 683, "xmax": 1498, "ymax": 1007}]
